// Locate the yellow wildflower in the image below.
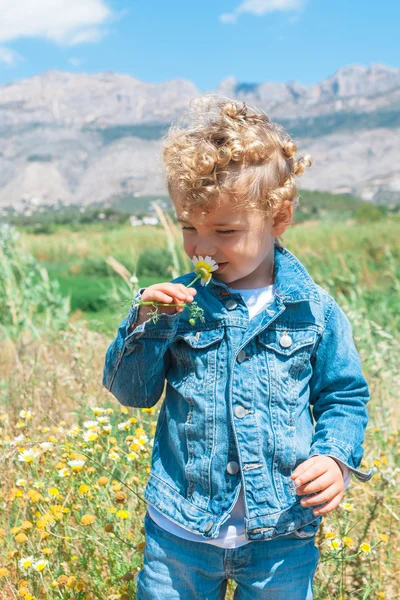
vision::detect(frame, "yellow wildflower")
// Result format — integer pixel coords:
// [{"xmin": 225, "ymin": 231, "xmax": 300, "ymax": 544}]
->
[
  {"xmin": 360, "ymin": 542, "xmax": 371, "ymax": 553},
  {"xmin": 378, "ymin": 533, "xmax": 389, "ymax": 543},
  {"xmin": 116, "ymin": 509, "xmax": 130, "ymax": 519},
  {"xmin": 342, "ymin": 536, "xmax": 354, "ymax": 547},
  {"xmin": 328, "ymin": 538, "xmax": 342, "ymax": 550},
  {"xmin": 80, "ymin": 514, "xmax": 96, "ymax": 526},
  {"xmin": 15, "ymin": 533, "xmax": 29, "ymax": 544},
  {"xmin": 78, "ymin": 484, "xmax": 91, "ymax": 495},
  {"xmin": 0, "ymin": 567, "xmax": 10, "ymax": 577},
  {"xmin": 11, "ymin": 526, "xmax": 22, "ymax": 535}
]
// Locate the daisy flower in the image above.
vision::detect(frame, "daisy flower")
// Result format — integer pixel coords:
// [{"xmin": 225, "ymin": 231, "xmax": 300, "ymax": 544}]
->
[
  {"xmin": 18, "ymin": 448, "xmax": 40, "ymax": 463},
  {"xmin": 191, "ymin": 255, "xmax": 219, "ymax": 286},
  {"xmin": 19, "ymin": 555, "xmax": 34, "ymax": 569}
]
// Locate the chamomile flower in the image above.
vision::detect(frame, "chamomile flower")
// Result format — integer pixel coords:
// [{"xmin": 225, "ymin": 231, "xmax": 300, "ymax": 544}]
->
[
  {"xmin": 68, "ymin": 459, "xmax": 85, "ymax": 472},
  {"xmin": 19, "ymin": 555, "xmax": 34, "ymax": 569},
  {"xmin": 191, "ymin": 255, "xmax": 218, "ymax": 286},
  {"xmin": 33, "ymin": 559, "xmax": 48, "ymax": 572},
  {"xmin": 83, "ymin": 430, "xmax": 99, "ymax": 443},
  {"xmin": 18, "ymin": 448, "xmax": 40, "ymax": 463},
  {"xmin": 327, "ymin": 538, "xmax": 342, "ymax": 550},
  {"xmin": 19, "ymin": 410, "xmax": 33, "ymax": 420}
]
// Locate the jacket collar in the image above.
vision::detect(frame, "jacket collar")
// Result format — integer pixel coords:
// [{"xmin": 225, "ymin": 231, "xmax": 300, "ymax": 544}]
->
[{"xmin": 201, "ymin": 242, "xmax": 321, "ymax": 304}]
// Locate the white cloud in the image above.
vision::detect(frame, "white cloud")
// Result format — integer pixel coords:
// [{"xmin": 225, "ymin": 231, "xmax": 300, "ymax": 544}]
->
[
  {"xmin": 220, "ymin": 13, "xmax": 238, "ymax": 24},
  {"xmin": 220, "ymin": 0, "xmax": 304, "ymax": 23},
  {"xmin": 0, "ymin": 45, "xmax": 23, "ymax": 66},
  {"xmin": 0, "ymin": 0, "xmax": 114, "ymax": 45}
]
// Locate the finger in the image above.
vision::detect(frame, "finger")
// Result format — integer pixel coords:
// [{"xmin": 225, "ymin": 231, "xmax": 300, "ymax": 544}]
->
[
  {"xmin": 312, "ymin": 492, "xmax": 344, "ymax": 516},
  {"xmin": 164, "ymin": 284, "xmax": 189, "ymax": 300},
  {"xmin": 299, "ymin": 483, "xmax": 339, "ymax": 507},
  {"xmin": 291, "ymin": 457, "xmax": 318, "ymax": 480},
  {"xmin": 293, "ymin": 462, "xmax": 328, "ymax": 487},
  {"xmin": 148, "ymin": 291, "xmax": 175, "ymax": 304},
  {"xmin": 177, "ymin": 284, "xmax": 197, "ymax": 298},
  {"xmin": 153, "ymin": 285, "xmax": 187, "ymax": 302},
  {"xmin": 295, "ymin": 471, "xmax": 334, "ymax": 496}
]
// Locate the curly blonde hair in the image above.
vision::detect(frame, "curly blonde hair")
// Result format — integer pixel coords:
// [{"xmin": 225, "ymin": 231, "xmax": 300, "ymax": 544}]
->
[{"xmin": 162, "ymin": 95, "xmax": 312, "ymax": 223}]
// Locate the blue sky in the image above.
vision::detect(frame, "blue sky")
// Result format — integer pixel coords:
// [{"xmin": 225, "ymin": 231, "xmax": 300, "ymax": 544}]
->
[{"xmin": 0, "ymin": 0, "xmax": 399, "ymax": 90}]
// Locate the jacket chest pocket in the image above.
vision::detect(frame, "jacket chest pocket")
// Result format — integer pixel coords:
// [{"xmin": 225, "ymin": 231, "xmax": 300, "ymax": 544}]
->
[
  {"xmin": 258, "ymin": 328, "xmax": 318, "ymax": 384},
  {"xmin": 171, "ymin": 328, "xmax": 226, "ymax": 391}
]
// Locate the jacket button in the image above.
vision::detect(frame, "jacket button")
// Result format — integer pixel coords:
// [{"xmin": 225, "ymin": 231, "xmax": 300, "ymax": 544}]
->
[
  {"xmin": 204, "ymin": 520, "xmax": 214, "ymax": 533},
  {"xmin": 234, "ymin": 405, "xmax": 247, "ymax": 418},
  {"xmin": 279, "ymin": 333, "xmax": 293, "ymax": 348},
  {"xmin": 237, "ymin": 349, "xmax": 247, "ymax": 363},
  {"xmin": 226, "ymin": 461, "xmax": 240, "ymax": 474},
  {"xmin": 225, "ymin": 299, "xmax": 238, "ymax": 310}
]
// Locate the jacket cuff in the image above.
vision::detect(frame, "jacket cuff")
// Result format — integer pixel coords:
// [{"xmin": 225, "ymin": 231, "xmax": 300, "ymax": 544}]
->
[
  {"xmin": 125, "ymin": 287, "xmax": 182, "ymax": 343},
  {"xmin": 308, "ymin": 443, "xmax": 374, "ymax": 482},
  {"xmin": 330, "ymin": 457, "xmax": 352, "ymax": 489}
]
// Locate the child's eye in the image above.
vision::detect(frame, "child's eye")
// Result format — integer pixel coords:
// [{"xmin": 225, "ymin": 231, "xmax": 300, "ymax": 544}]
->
[{"xmin": 181, "ymin": 226, "xmax": 236, "ymax": 235}]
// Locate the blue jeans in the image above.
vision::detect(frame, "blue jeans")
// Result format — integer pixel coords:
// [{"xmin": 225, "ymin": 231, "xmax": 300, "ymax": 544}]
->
[{"xmin": 136, "ymin": 511, "xmax": 320, "ymax": 599}]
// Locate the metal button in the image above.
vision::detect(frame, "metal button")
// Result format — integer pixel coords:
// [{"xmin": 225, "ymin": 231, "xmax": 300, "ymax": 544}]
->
[
  {"xmin": 234, "ymin": 405, "xmax": 247, "ymax": 419},
  {"xmin": 226, "ymin": 461, "xmax": 240, "ymax": 475},
  {"xmin": 204, "ymin": 520, "xmax": 214, "ymax": 533},
  {"xmin": 279, "ymin": 333, "xmax": 293, "ymax": 348},
  {"xmin": 237, "ymin": 349, "xmax": 247, "ymax": 363},
  {"xmin": 225, "ymin": 299, "xmax": 238, "ymax": 310}
]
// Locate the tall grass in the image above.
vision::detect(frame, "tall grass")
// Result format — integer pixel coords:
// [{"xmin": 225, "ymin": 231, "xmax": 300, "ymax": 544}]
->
[{"xmin": 0, "ymin": 224, "xmax": 69, "ymax": 340}]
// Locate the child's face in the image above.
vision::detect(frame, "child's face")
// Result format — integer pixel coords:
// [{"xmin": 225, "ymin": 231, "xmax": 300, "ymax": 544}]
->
[{"xmin": 174, "ymin": 196, "xmax": 292, "ymax": 289}]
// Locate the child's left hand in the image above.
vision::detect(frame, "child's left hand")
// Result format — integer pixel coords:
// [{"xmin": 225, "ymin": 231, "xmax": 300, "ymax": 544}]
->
[{"xmin": 290, "ymin": 455, "xmax": 345, "ymax": 516}]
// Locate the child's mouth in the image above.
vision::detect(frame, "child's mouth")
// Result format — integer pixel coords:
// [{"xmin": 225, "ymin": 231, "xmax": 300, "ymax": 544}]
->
[{"xmin": 216, "ymin": 262, "xmax": 228, "ymax": 272}]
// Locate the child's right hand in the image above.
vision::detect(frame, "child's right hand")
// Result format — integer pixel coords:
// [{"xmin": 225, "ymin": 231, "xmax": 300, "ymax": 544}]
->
[{"xmin": 138, "ymin": 283, "xmax": 197, "ymax": 320}]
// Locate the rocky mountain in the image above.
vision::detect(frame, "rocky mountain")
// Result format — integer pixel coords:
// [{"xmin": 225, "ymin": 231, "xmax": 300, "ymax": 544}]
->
[{"xmin": 1, "ymin": 63, "xmax": 399, "ymax": 208}]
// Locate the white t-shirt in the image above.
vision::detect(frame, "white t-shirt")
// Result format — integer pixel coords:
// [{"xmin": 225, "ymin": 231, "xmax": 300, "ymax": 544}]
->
[{"xmin": 147, "ymin": 283, "xmax": 351, "ymax": 548}]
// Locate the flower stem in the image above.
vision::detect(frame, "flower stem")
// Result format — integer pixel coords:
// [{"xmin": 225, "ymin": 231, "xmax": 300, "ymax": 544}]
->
[
  {"xmin": 187, "ymin": 274, "xmax": 202, "ymax": 287},
  {"xmin": 139, "ymin": 302, "xmax": 186, "ymax": 307}
]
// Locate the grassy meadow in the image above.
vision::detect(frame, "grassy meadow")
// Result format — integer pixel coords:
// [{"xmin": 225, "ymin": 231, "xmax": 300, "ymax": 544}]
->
[{"xmin": 0, "ymin": 209, "xmax": 399, "ymax": 599}]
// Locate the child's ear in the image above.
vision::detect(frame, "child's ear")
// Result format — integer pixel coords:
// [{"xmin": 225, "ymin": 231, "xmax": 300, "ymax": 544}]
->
[{"xmin": 271, "ymin": 201, "xmax": 293, "ymax": 236}]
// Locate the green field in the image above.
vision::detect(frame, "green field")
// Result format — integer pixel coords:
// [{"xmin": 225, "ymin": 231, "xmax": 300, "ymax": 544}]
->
[{"xmin": 18, "ymin": 217, "xmax": 400, "ymax": 338}]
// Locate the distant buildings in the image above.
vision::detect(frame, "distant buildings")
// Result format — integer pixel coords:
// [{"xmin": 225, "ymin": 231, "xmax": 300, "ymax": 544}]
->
[{"xmin": 129, "ymin": 215, "xmax": 159, "ymax": 226}]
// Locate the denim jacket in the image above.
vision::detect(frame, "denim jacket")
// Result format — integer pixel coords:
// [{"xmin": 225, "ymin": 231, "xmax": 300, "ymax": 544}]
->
[{"xmin": 103, "ymin": 242, "xmax": 373, "ymax": 542}]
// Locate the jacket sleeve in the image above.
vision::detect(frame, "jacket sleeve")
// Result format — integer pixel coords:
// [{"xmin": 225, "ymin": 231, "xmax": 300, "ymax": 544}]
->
[
  {"xmin": 308, "ymin": 298, "xmax": 374, "ymax": 482},
  {"xmin": 102, "ymin": 288, "xmax": 181, "ymax": 409}
]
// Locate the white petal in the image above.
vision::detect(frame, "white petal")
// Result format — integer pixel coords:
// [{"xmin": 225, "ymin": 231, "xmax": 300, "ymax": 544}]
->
[
  {"xmin": 191, "ymin": 255, "xmax": 199, "ymax": 264},
  {"xmin": 204, "ymin": 255, "xmax": 217, "ymax": 266}
]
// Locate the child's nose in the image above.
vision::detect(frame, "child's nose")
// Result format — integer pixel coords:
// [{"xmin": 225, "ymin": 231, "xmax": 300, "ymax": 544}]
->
[{"xmin": 195, "ymin": 245, "xmax": 218, "ymax": 257}]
